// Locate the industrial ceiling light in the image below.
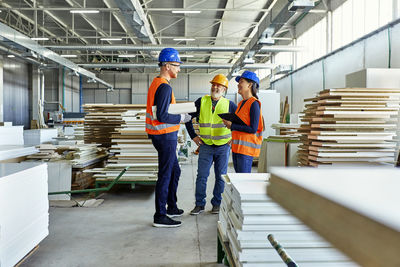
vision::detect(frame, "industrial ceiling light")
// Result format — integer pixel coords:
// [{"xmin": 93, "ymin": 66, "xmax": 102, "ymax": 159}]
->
[
  {"xmin": 288, "ymin": 0, "xmax": 314, "ymax": 12},
  {"xmin": 118, "ymin": 54, "xmax": 136, "ymax": 58},
  {"xmin": 100, "ymin": 38, "xmax": 122, "ymax": 41},
  {"xmin": 172, "ymin": 10, "xmax": 201, "ymax": 14},
  {"xmin": 173, "ymin": 38, "xmax": 195, "ymax": 41},
  {"xmin": 7, "ymin": 55, "xmax": 15, "ymax": 58},
  {"xmin": 70, "ymin": 10, "xmax": 99, "ymax": 14},
  {"xmin": 231, "ymin": 69, "xmax": 240, "ymax": 77},
  {"xmin": 68, "ymin": 70, "xmax": 79, "ymax": 77},
  {"xmin": 60, "ymin": 54, "xmax": 78, "ymax": 58},
  {"xmin": 31, "ymin": 37, "xmax": 49, "ymax": 41},
  {"xmin": 179, "ymin": 55, "xmax": 194, "ymax": 58}
]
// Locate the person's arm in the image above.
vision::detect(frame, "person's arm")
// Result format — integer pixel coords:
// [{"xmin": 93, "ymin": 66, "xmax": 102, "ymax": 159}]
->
[
  {"xmin": 154, "ymin": 83, "xmax": 181, "ymax": 124},
  {"xmin": 230, "ymin": 101, "xmax": 260, "ymax": 133},
  {"xmin": 185, "ymin": 97, "xmax": 201, "ymax": 139},
  {"xmin": 229, "ymin": 100, "xmax": 237, "ymax": 113}
]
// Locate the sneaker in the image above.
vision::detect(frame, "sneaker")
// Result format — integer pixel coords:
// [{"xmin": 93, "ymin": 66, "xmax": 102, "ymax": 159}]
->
[
  {"xmin": 153, "ymin": 215, "xmax": 182, "ymax": 228},
  {"xmin": 190, "ymin": 206, "xmax": 205, "ymax": 215},
  {"xmin": 167, "ymin": 208, "xmax": 184, "ymax": 218},
  {"xmin": 211, "ymin": 205, "xmax": 220, "ymax": 214}
]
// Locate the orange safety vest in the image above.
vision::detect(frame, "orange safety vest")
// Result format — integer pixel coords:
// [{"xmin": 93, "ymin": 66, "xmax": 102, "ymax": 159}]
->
[
  {"xmin": 145, "ymin": 77, "xmax": 180, "ymax": 135},
  {"xmin": 231, "ymin": 97, "xmax": 263, "ymax": 157}
]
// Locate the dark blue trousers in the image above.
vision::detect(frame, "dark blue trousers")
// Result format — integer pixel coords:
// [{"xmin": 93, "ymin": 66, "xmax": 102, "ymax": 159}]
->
[
  {"xmin": 232, "ymin": 152, "xmax": 253, "ymax": 173},
  {"xmin": 151, "ymin": 138, "xmax": 181, "ymax": 219}
]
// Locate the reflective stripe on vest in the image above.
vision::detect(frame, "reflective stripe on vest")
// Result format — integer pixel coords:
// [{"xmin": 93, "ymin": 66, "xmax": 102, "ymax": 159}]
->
[
  {"xmin": 232, "ymin": 139, "xmax": 262, "ymax": 149},
  {"xmin": 231, "ymin": 97, "xmax": 264, "ymax": 157},
  {"xmin": 199, "ymin": 134, "xmax": 231, "ymax": 140},
  {"xmin": 145, "ymin": 77, "xmax": 180, "ymax": 135},
  {"xmin": 198, "ymin": 95, "xmax": 231, "ymax": 145}
]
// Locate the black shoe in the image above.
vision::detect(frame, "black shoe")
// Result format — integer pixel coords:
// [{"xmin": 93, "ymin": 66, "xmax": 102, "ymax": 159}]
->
[
  {"xmin": 167, "ymin": 208, "xmax": 184, "ymax": 218},
  {"xmin": 211, "ymin": 205, "xmax": 220, "ymax": 214},
  {"xmin": 153, "ymin": 215, "xmax": 182, "ymax": 228},
  {"xmin": 190, "ymin": 205, "xmax": 205, "ymax": 215}
]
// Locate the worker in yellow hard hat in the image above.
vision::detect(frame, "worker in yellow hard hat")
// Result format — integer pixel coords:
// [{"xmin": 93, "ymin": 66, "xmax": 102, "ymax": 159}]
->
[{"xmin": 184, "ymin": 74, "xmax": 237, "ymax": 215}]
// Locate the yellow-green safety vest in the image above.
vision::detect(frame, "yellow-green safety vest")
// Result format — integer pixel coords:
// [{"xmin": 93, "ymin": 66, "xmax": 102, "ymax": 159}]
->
[{"xmin": 199, "ymin": 95, "xmax": 231, "ymax": 145}]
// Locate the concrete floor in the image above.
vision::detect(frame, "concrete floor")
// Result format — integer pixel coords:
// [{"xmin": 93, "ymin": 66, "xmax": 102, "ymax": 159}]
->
[{"xmin": 22, "ymin": 155, "xmax": 232, "ymax": 267}]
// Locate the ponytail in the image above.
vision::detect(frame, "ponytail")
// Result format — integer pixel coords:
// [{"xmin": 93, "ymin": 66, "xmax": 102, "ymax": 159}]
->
[{"xmin": 251, "ymin": 82, "xmax": 259, "ymax": 99}]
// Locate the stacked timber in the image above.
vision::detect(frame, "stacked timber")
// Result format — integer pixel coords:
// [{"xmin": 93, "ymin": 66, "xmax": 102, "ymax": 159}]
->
[
  {"xmin": 270, "ymin": 123, "xmax": 301, "ymax": 139},
  {"xmin": 27, "ymin": 144, "xmax": 107, "ymax": 167},
  {"xmin": 86, "ymin": 107, "xmax": 159, "ymax": 183},
  {"xmin": 26, "ymin": 144, "xmax": 63, "ymax": 161},
  {"xmin": 83, "ymin": 104, "xmax": 146, "ymax": 148},
  {"xmin": 297, "ymin": 88, "xmax": 400, "ymax": 166},
  {"xmin": 269, "ymin": 167, "xmax": 400, "ymax": 267},
  {"xmin": 74, "ymin": 125, "xmax": 84, "ymax": 140},
  {"xmin": 219, "ymin": 173, "xmax": 357, "ymax": 267}
]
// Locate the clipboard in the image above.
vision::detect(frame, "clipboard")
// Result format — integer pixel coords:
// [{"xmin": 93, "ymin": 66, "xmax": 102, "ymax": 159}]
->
[{"xmin": 218, "ymin": 112, "xmax": 246, "ymax": 126}]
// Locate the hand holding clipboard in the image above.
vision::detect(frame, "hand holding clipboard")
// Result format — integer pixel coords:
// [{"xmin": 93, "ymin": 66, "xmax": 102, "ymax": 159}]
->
[{"xmin": 218, "ymin": 113, "xmax": 246, "ymax": 126}]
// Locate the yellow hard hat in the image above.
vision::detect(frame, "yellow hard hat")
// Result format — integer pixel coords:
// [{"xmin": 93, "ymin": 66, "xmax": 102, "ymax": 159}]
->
[{"xmin": 210, "ymin": 74, "xmax": 228, "ymax": 88}]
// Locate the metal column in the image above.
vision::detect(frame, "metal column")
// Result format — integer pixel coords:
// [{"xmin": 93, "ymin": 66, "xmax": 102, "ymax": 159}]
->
[{"xmin": 0, "ymin": 56, "xmax": 3, "ymax": 122}]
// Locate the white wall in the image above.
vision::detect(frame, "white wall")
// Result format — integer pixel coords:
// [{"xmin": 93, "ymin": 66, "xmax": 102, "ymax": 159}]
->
[{"xmin": 2, "ymin": 57, "xmax": 30, "ymax": 128}]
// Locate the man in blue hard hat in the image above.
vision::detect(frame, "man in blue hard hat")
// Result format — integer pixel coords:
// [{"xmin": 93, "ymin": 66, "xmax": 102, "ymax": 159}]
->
[{"xmin": 146, "ymin": 48, "xmax": 191, "ymax": 228}]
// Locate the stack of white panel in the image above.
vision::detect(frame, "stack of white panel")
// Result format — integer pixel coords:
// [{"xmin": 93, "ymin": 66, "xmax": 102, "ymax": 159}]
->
[
  {"xmin": 0, "ymin": 163, "xmax": 49, "ymax": 267},
  {"xmin": 0, "ymin": 123, "xmax": 37, "ymax": 161},
  {"xmin": 0, "ymin": 146, "xmax": 38, "ymax": 161},
  {"xmin": 23, "ymin": 129, "xmax": 58, "ymax": 146},
  {"xmin": 220, "ymin": 173, "xmax": 358, "ymax": 267},
  {"xmin": 73, "ymin": 125, "xmax": 84, "ymax": 140},
  {"xmin": 0, "ymin": 123, "xmax": 24, "ymax": 145}
]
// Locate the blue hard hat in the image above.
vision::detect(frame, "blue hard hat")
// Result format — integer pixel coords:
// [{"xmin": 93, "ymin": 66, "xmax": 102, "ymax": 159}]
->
[
  {"xmin": 158, "ymin": 48, "xmax": 182, "ymax": 64},
  {"xmin": 235, "ymin": 70, "xmax": 260, "ymax": 88}
]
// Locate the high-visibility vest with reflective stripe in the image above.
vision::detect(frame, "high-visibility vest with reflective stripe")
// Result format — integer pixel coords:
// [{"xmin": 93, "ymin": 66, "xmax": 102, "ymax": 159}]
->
[
  {"xmin": 231, "ymin": 97, "xmax": 264, "ymax": 157},
  {"xmin": 198, "ymin": 95, "xmax": 231, "ymax": 145},
  {"xmin": 145, "ymin": 77, "xmax": 180, "ymax": 135}
]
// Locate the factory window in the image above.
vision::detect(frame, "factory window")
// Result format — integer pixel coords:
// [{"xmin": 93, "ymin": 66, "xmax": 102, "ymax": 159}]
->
[
  {"xmin": 255, "ymin": 68, "xmax": 271, "ymax": 81},
  {"xmin": 275, "ymin": 50, "xmax": 293, "ymax": 66},
  {"xmin": 296, "ymin": 17, "xmax": 327, "ymax": 68},
  {"xmin": 332, "ymin": 0, "xmax": 394, "ymax": 50}
]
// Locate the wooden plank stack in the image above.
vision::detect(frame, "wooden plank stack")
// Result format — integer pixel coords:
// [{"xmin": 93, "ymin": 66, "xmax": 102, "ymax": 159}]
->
[
  {"xmin": 297, "ymin": 88, "xmax": 400, "ymax": 166},
  {"xmin": 83, "ymin": 104, "xmax": 145, "ymax": 148},
  {"xmin": 269, "ymin": 167, "xmax": 400, "ymax": 267},
  {"xmin": 26, "ymin": 144, "xmax": 108, "ymax": 167},
  {"xmin": 85, "ymin": 106, "xmax": 159, "ymax": 183},
  {"xmin": 219, "ymin": 173, "xmax": 357, "ymax": 267}
]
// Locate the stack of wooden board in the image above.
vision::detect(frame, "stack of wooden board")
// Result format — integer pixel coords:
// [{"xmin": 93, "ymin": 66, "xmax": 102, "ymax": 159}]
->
[
  {"xmin": 83, "ymin": 104, "xmax": 146, "ymax": 148},
  {"xmin": 268, "ymin": 167, "xmax": 400, "ymax": 267},
  {"xmin": 0, "ymin": 163, "xmax": 48, "ymax": 267},
  {"xmin": 26, "ymin": 144, "xmax": 108, "ymax": 168},
  {"xmin": 74, "ymin": 125, "xmax": 84, "ymax": 140},
  {"xmin": 108, "ymin": 109, "xmax": 157, "ymax": 165},
  {"xmin": 297, "ymin": 88, "xmax": 400, "ymax": 166},
  {"xmin": 87, "ymin": 108, "xmax": 159, "ymax": 183},
  {"xmin": 219, "ymin": 173, "xmax": 357, "ymax": 267},
  {"xmin": 26, "ymin": 144, "xmax": 63, "ymax": 161},
  {"xmin": 270, "ymin": 123, "xmax": 301, "ymax": 138}
]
